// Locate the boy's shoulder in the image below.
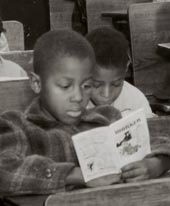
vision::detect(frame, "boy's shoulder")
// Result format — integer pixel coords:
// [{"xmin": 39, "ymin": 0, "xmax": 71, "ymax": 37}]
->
[
  {"xmin": 0, "ymin": 109, "xmax": 25, "ymax": 132},
  {"xmin": 116, "ymin": 81, "xmax": 154, "ymax": 118},
  {"xmin": 0, "ymin": 97, "xmax": 41, "ymax": 129},
  {"xmin": 123, "ymin": 81, "xmax": 146, "ymax": 97},
  {"xmin": 117, "ymin": 81, "xmax": 148, "ymax": 104}
]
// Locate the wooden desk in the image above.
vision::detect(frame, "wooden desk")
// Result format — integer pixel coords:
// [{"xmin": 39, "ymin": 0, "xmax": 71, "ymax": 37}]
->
[
  {"xmin": 46, "ymin": 177, "xmax": 170, "ymax": 206},
  {"xmin": 101, "ymin": 9, "xmax": 130, "ymax": 41},
  {"xmin": 101, "ymin": 10, "xmax": 128, "ymax": 21},
  {"xmin": 157, "ymin": 42, "xmax": 170, "ymax": 58},
  {"xmin": 1, "ymin": 195, "xmax": 47, "ymax": 206},
  {"xmin": 8, "ymin": 176, "xmax": 170, "ymax": 206},
  {"xmin": 129, "ymin": 2, "xmax": 170, "ymax": 96},
  {"xmin": 147, "ymin": 95, "xmax": 170, "ymax": 114}
]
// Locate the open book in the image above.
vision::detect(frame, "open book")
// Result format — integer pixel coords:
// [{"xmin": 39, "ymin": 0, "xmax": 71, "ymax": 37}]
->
[{"xmin": 72, "ymin": 108, "xmax": 151, "ymax": 182}]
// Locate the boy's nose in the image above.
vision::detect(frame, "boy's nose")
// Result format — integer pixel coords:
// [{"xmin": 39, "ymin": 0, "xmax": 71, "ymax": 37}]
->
[
  {"xmin": 71, "ymin": 87, "xmax": 83, "ymax": 102},
  {"xmin": 102, "ymin": 87, "xmax": 110, "ymax": 98}
]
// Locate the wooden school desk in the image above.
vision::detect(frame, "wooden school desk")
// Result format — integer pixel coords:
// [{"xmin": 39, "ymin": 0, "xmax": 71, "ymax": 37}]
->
[
  {"xmin": 3, "ymin": 20, "xmax": 25, "ymax": 51},
  {"xmin": 101, "ymin": 10, "xmax": 128, "ymax": 21},
  {"xmin": 157, "ymin": 42, "xmax": 170, "ymax": 58},
  {"xmin": 4, "ymin": 174, "xmax": 170, "ymax": 206}
]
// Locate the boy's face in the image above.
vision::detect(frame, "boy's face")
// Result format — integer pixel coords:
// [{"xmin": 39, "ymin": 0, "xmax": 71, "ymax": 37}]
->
[
  {"xmin": 91, "ymin": 65, "xmax": 125, "ymax": 106},
  {"xmin": 40, "ymin": 56, "xmax": 93, "ymax": 125}
]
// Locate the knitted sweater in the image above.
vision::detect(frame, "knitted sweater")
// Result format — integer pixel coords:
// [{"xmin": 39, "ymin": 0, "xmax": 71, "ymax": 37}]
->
[{"xmin": 0, "ymin": 98, "xmax": 169, "ymax": 195}]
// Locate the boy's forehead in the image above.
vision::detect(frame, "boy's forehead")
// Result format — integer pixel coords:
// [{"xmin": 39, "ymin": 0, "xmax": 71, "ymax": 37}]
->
[
  {"xmin": 94, "ymin": 65, "xmax": 125, "ymax": 81},
  {"xmin": 95, "ymin": 64, "xmax": 125, "ymax": 71},
  {"xmin": 48, "ymin": 55, "xmax": 94, "ymax": 77}
]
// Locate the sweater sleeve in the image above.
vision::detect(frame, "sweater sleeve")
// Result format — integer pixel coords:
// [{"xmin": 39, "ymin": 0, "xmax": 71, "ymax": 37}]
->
[{"xmin": 0, "ymin": 112, "xmax": 75, "ymax": 194}]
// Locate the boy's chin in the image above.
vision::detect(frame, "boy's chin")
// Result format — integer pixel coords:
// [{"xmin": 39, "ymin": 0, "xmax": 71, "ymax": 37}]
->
[
  {"xmin": 92, "ymin": 99, "xmax": 111, "ymax": 106},
  {"xmin": 62, "ymin": 116, "xmax": 81, "ymax": 125},
  {"xmin": 94, "ymin": 101, "xmax": 111, "ymax": 106}
]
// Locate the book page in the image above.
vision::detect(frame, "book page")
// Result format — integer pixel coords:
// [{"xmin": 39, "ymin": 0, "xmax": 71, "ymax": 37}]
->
[
  {"xmin": 109, "ymin": 108, "xmax": 151, "ymax": 169},
  {"xmin": 72, "ymin": 126, "xmax": 120, "ymax": 182}
]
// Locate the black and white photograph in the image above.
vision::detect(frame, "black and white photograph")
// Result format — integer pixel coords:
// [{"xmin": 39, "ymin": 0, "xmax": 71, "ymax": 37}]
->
[{"xmin": 1, "ymin": 1, "xmax": 170, "ymax": 206}]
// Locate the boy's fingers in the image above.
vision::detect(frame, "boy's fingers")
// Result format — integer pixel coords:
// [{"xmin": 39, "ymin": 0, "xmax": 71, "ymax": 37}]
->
[
  {"xmin": 121, "ymin": 162, "xmax": 139, "ymax": 172},
  {"xmin": 124, "ymin": 175, "xmax": 148, "ymax": 183},
  {"xmin": 121, "ymin": 168, "xmax": 142, "ymax": 179}
]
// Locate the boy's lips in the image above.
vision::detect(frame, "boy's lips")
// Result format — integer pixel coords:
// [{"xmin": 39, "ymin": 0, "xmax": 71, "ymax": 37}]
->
[
  {"xmin": 97, "ymin": 100, "xmax": 112, "ymax": 105},
  {"xmin": 67, "ymin": 111, "xmax": 82, "ymax": 118}
]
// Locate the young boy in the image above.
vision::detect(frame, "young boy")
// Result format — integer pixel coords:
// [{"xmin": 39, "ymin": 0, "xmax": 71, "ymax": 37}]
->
[
  {"xmin": 0, "ymin": 29, "xmax": 121, "ymax": 193},
  {"xmin": 86, "ymin": 26, "xmax": 155, "ymax": 118},
  {"xmin": 0, "ymin": 29, "xmax": 169, "ymax": 194}
]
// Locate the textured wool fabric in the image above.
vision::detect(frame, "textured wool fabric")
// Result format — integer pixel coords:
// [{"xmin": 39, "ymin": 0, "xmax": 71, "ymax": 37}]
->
[
  {"xmin": 0, "ymin": 97, "xmax": 169, "ymax": 195},
  {"xmin": 0, "ymin": 97, "xmax": 121, "ymax": 195}
]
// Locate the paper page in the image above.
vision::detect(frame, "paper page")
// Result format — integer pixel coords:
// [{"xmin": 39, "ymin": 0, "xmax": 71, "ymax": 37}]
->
[
  {"xmin": 109, "ymin": 108, "xmax": 151, "ymax": 169},
  {"xmin": 72, "ymin": 126, "xmax": 120, "ymax": 182}
]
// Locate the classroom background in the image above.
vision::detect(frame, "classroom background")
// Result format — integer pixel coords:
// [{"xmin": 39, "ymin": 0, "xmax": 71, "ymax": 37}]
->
[{"xmin": 1, "ymin": 1, "xmax": 170, "ymax": 205}]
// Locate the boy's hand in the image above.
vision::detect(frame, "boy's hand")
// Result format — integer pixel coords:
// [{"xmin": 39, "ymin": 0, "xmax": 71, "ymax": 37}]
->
[
  {"xmin": 86, "ymin": 173, "xmax": 121, "ymax": 187},
  {"xmin": 121, "ymin": 156, "xmax": 168, "ymax": 182},
  {"xmin": 66, "ymin": 168, "xmax": 121, "ymax": 187}
]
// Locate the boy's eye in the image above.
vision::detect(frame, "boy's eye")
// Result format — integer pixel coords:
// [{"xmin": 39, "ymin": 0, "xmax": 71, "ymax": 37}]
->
[
  {"xmin": 93, "ymin": 82, "xmax": 102, "ymax": 88},
  {"xmin": 62, "ymin": 85, "xmax": 70, "ymax": 89},
  {"xmin": 82, "ymin": 82, "xmax": 92, "ymax": 90},
  {"xmin": 59, "ymin": 83, "xmax": 71, "ymax": 89},
  {"xmin": 112, "ymin": 81, "xmax": 123, "ymax": 87}
]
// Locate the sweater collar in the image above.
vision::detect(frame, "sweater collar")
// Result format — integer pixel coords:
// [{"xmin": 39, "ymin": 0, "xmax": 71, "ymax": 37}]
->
[
  {"xmin": 24, "ymin": 97, "xmax": 59, "ymax": 128},
  {"xmin": 24, "ymin": 97, "xmax": 121, "ymax": 129}
]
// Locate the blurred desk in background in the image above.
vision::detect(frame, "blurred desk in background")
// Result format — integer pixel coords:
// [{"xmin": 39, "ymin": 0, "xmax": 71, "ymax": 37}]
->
[
  {"xmin": 157, "ymin": 42, "xmax": 170, "ymax": 58},
  {"xmin": 101, "ymin": 10, "xmax": 128, "ymax": 21}
]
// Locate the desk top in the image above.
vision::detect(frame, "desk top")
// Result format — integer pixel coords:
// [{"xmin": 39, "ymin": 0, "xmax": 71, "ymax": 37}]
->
[
  {"xmin": 157, "ymin": 42, "xmax": 170, "ymax": 58},
  {"xmin": 101, "ymin": 10, "xmax": 128, "ymax": 20},
  {"xmin": 157, "ymin": 42, "xmax": 170, "ymax": 50},
  {"xmin": 6, "ymin": 195, "xmax": 48, "ymax": 206}
]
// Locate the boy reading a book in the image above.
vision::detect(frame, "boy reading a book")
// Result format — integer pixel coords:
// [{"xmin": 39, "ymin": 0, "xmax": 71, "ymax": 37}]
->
[
  {"xmin": 0, "ymin": 29, "xmax": 122, "ymax": 193},
  {"xmin": 0, "ymin": 29, "xmax": 169, "ymax": 194},
  {"xmin": 86, "ymin": 27, "xmax": 155, "ymax": 118},
  {"xmin": 84, "ymin": 26, "xmax": 170, "ymax": 185}
]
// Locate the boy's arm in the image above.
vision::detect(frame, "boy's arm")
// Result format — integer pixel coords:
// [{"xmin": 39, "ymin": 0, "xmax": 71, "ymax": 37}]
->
[
  {"xmin": 0, "ymin": 112, "xmax": 76, "ymax": 194},
  {"xmin": 121, "ymin": 155, "xmax": 170, "ymax": 182},
  {"xmin": 0, "ymin": 153, "xmax": 75, "ymax": 194}
]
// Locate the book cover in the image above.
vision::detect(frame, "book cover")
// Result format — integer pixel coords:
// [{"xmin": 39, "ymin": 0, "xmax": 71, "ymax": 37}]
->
[{"xmin": 72, "ymin": 108, "xmax": 151, "ymax": 182}]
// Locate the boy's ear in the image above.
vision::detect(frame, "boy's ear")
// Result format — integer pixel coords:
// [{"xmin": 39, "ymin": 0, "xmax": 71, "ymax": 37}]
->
[{"xmin": 29, "ymin": 72, "xmax": 41, "ymax": 94}]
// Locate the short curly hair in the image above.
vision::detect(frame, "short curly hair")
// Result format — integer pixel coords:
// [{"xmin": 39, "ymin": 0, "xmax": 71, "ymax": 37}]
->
[
  {"xmin": 86, "ymin": 26, "xmax": 129, "ymax": 70},
  {"xmin": 33, "ymin": 29, "xmax": 95, "ymax": 77}
]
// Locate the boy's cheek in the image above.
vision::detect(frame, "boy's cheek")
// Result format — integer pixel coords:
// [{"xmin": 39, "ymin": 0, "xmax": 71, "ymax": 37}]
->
[
  {"xmin": 91, "ymin": 89, "xmax": 100, "ymax": 99},
  {"xmin": 84, "ymin": 90, "xmax": 92, "ymax": 99}
]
